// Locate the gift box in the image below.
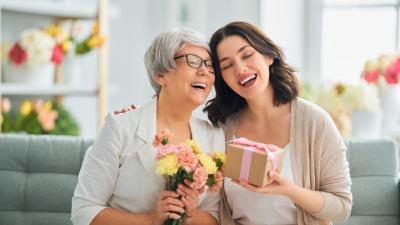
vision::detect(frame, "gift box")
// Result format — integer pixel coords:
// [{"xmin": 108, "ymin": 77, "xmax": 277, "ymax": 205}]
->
[{"xmin": 223, "ymin": 137, "xmax": 285, "ymax": 186}]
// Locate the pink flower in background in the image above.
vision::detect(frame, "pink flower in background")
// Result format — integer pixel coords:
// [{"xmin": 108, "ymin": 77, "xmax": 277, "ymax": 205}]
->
[
  {"xmin": 38, "ymin": 110, "xmax": 58, "ymax": 131},
  {"xmin": 192, "ymin": 166, "xmax": 208, "ymax": 189},
  {"xmin": 34, "ymin": 99, "xmax": 44, "ymax": 112},
  {"xmin": 176, "ymin": 145, "xmax": 198, "ymax": 172},
  {"xmin": 1, "ymin": 98, "xmax": 11, "ymax": 113},
  {"xmin": 384, "ymin": 58, "xmax": 400, "ymax": 85},
  {"xmin": 155, "ymin": 144, "xmax": 178, "ymax": 160},
  {"xmin": 363, "ymin": 69, "xmax": 380, "ymax": 84},
  {"xmin": 208, "ymin": 171, "xmax": 224, "ymax": 192},
  {"xmin": 51, "ymin": 44, "xmax": 64, "ymax": 65},
  {"xmin": 9, "ymin": 43, "xmax": 27, "ymax": 65}
]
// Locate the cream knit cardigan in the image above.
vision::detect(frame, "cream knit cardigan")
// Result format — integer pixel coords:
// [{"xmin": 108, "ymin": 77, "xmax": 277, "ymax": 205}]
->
[{"xmin": 219, "ymin": 98, "xmax": 353, "ymax": 225}]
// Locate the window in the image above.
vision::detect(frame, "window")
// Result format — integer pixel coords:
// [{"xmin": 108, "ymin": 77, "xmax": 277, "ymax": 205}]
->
[{"xmin": 321, "ymin": 0, "xmax": 400, "ymax": 83}]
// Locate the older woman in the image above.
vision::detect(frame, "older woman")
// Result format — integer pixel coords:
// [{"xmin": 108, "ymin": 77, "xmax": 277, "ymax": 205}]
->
[
  {"xmin": 205, "ymin": 21, "xmax": 352, "ymax": 225},
  {"xmin": 71, "ymin": 28, "xmax": 224, "ymax": 225}
]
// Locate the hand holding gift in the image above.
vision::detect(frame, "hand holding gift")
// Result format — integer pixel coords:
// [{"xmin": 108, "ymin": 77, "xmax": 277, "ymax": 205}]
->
[{"xmin": 223, "ymin": 137, "xmax": 286, "ymax": 186}]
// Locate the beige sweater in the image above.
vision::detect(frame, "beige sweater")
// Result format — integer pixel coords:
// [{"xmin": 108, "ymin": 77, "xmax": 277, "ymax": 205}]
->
[{"xmin": 219, "ymin": 98, "xmax": 353, "ymax": 225}]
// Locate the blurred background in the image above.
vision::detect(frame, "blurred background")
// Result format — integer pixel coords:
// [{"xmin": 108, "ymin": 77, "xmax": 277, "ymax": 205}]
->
[{"xmin": 1, "ymin": 0, "xmax": 400, "ymax": 142}]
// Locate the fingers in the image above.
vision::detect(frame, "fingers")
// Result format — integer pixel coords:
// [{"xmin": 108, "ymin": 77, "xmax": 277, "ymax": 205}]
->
[
  {"xmin": 159, "ymin": 191, "xmax": 180, "ymax": 200},
  {"xmin": 177, "ymin": 183, "xmax": 198, "ymax": 198},
  {"xmin": 165, "ymin": 212, "xmax": 182, "ymax": 220},
  {"xmin": 161, "ymin": 202, "xmax": 185, "ymax": 214},
  {"xmin": 160, "ymin": 194, "xmax": 185, "ymax": 210},
  {"xmin": 157, "ymin": 191, "xmax": 185, "ymax": 219},
  {"xmin": 268, "ymin": 170, "xmax": 283, "ymax": 183}
]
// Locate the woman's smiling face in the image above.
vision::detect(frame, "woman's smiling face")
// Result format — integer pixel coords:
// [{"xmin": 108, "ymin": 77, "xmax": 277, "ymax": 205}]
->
[
  {"xmin": 157, "ymin": 44, "xmax": 215, "ymax": 107},
  {"xmin": 216, "ymin": 35, "xmax": 274, "ymax": 100}
]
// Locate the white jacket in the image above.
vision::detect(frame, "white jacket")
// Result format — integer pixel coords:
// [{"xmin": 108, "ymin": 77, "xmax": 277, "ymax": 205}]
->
[{"xmin": 71, "ymin": 99, "xmax": 225, "ymax": 225}]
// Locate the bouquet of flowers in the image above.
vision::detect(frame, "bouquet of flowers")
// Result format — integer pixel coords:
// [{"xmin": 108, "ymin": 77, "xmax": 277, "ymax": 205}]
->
[
  {"xmin": 6, "ymin": 28, "xmax": 63, "ymax": 67},
  {"xmin": 3, "ymin": 22, "xmax": 105, "ymax": 67},
  {"xmin": 362, "ymin": 54, "xmax": 400, "ymax": 86},
  {"xmin": 152, "ymin": 129, "xmax": 225, "ymax": 225},
  {"xmin": 1, "ymin": 98, "xmax": 80, "ymax": 136}
]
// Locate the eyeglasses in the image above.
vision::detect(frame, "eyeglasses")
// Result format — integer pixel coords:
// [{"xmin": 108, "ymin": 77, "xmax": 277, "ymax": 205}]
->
[{"xmin": 174, "ymin": 53, "xmax": 214, "ymax": 74}]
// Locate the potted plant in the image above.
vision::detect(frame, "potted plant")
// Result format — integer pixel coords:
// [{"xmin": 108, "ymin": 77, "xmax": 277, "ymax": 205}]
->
[
  {"xmin": 1, "ymin": 98, "xmax": 80, "ymax": 136},
  {"xmin": 362, "ymin": 54, "xmax": 400, "ymax": 127}
]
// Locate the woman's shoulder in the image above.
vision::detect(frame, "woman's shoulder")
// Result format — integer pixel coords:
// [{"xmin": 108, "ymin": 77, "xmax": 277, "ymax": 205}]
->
[
  {"xmin": 294, "ymin": 97, "xmax": 332, "ymax": 123},
  {"xmin": 105, "ymin": 101, "xmax": 151, "ymax": 132}
]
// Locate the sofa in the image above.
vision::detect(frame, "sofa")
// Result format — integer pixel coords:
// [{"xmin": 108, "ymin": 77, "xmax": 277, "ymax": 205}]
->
[{"xmin": 0, "ymin": 134, "xmax": 399, "ymax": 225}]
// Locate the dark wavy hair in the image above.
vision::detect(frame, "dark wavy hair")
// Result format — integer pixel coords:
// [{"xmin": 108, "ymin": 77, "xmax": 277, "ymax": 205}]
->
[{"xmin": 204, "ymin": 21, "xmax": 299, "ymax": 127}]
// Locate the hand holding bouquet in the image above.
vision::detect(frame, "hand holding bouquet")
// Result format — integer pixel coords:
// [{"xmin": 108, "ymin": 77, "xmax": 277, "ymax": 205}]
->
[{"xmin": 152, "ymin": 129, "xmax": 225, "ymax": 225}]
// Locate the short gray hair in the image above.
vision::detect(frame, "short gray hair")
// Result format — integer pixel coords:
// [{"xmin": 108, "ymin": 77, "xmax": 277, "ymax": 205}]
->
[{"xmin": 144, "ymin": 28, "xmax": 210, "ymax": 93}]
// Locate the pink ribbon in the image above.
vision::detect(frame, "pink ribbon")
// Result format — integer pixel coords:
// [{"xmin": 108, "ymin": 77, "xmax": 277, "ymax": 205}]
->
[{"xmin": 230, "ymin": 137, "xmax": 281, "ymax": 181}]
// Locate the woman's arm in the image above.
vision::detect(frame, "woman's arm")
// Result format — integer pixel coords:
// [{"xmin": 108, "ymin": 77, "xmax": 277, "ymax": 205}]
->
[
  {"xmin": 234, "ymin": 171, "xmax": 324, "ymax": 213},
  {"xmin": 71, "ymin": 115, "xmax": 185, "ymax": 225}
]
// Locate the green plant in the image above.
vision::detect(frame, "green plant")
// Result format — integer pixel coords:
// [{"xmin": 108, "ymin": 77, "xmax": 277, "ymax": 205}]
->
[{"xmin": 1, "ymin": 98, "xmax": 80, "ymax": 136}]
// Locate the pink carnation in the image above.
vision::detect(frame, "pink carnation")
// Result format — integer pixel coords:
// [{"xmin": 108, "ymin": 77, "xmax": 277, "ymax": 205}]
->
[
  {"xmin": 152, "ymin": 129, "xmax": 172, "ymax": 147},
  {"xmin": 155, "ymin": 144, "xmax": 178, "ymax": 160},
  {"xmin": 176, "ymin": 145, "xmax": 198, "ymax": 172},
  {"xmin": 193, "ymin": 166, "xmax": 208, "ymax": 189},
  {"xmin": 208, "ymin": 171, "xmax": 224, "ymax": 192}
]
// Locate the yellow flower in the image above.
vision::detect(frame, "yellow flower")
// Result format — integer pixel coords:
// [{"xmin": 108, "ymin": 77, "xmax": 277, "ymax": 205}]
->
[
  {"xmin": 212, "ymin": 151, "xmax": 226, "ymax": 164},
  {"xmin": 87, "ymin": 35, "xmax": 105, "ymax": 48},
  {"xmin": 156, "ymin": 154, "xmax": 178, "ymax": 176},
  {"xmin": 186, "ymin": 139, "xmax": 202, "ymax": 154},
  {"xmin": 61, "ymin": 40, "xmax": 72, "ymax": 52},
  {"xmin": 43, "ymin": 101, "xmax": 53, "ymax": 112},
  {"xmin": 198, "ymin": 153, "xmax": 217, "ymax": 174},
  {"xmin": 45, "ymin": 25, "xmax": 63, "ymax": 37},
  {"xmin": 20, "ymin": 101, "xmax": 33, "ymax": 116}
]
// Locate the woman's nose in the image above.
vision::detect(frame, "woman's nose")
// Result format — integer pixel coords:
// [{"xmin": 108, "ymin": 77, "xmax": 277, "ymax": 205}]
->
[
  {"xmin": 197, "ymin": 62, "xmax": 209, "ymax": 76},
  {"xmin": 233, "ymin": 60, "xmax": 247, "ymax": 76}
]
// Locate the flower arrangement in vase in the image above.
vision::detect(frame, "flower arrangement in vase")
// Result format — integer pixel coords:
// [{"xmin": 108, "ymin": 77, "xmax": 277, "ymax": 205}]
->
[
  {"xmin": 361, "ymin": 54, "xmax": 400, "ymax": 127},
  {"xmin": 3, "ymin": 28, "xmax": 65, "ymax": 85}
]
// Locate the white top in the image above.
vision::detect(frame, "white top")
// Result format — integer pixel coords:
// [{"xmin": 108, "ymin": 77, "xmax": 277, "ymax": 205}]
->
[
  {"xmin": 71, "ymin": 99, "xmax": 225, "ymax": 225},
  {"xmin": 225, "ymin": 144, "xmax": 297, "ymax": 225}
]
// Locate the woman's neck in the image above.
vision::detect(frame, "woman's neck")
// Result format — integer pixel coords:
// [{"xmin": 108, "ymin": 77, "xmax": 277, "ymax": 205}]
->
[
  {"xmin": 156, "ymin": 93, "xmax": 194, "ymax": 142},
  {"xmin": 242, "ymin": 85, "xmax": 280, "ymax": 123}
]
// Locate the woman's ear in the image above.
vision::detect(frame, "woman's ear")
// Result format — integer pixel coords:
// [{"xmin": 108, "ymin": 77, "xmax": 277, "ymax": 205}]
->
[{"xmin": 154, "ymin": 73, "xmax": 166, "ymax": 86}]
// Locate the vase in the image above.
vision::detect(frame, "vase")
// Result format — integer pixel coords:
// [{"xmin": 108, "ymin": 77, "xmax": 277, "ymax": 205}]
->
[
  {"xmin": 379, "ymin": 85, "xmax": 400, "ymax": 128},
  {"xmin": 62, "ymin": 54, "xmax": 92, "ymax": 86},
  {"xmin": 351, "ymin": 110, "xmax": 381, "ymax": 138},
  {"xmin": 3, "ymin": 63, "xmax": 55, "ymax": 86}
]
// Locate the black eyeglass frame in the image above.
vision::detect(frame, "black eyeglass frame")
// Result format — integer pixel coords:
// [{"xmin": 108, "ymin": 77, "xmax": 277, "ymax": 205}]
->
[{"xmin": 174, "ymin": 53, "xmax": 214, "ymax": 74}]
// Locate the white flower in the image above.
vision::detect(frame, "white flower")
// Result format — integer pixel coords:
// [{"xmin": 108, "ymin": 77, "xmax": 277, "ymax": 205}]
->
[
  {"xmin": 316, "ymin": 83, "xmax": 345, "ymax": 113},
  {"xmin": 20, "ymin": 29, "xmax": 55, "ymax": 67},
  {"xmin": 342, "ymin": 81, "xmax": 380, "ymax": 112}
]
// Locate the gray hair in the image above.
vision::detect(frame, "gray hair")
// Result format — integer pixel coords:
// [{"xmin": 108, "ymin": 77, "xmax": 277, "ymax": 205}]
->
[{"xmin": 144, "ymin": 28, "xmax": 210, "ymax": 93}]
